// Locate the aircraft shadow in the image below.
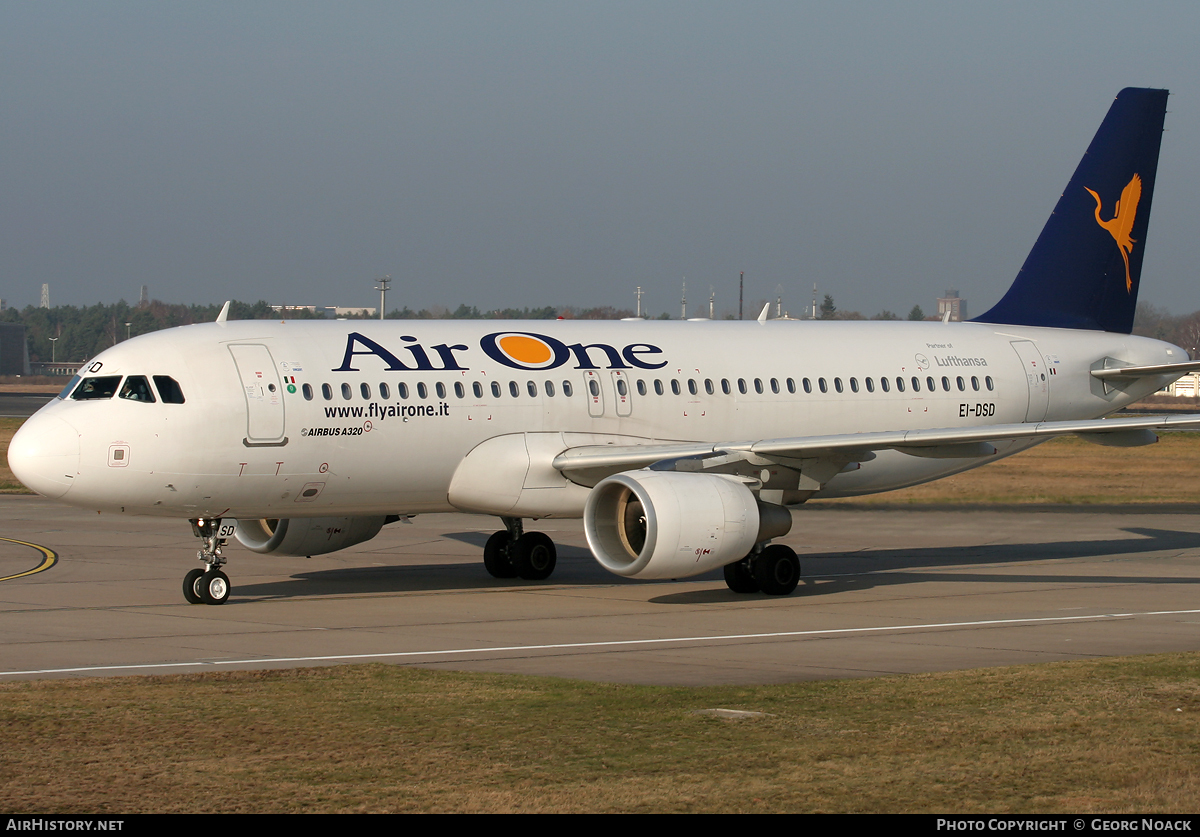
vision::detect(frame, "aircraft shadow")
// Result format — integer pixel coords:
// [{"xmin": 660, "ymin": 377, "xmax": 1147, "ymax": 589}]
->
[
  {"xmin": 650, "ymin": 527, "xmax": 1200, "ymax": 604},
  {"xmin": 229, "ymin": 527, "xmax": 1200, "ymax": 603}
]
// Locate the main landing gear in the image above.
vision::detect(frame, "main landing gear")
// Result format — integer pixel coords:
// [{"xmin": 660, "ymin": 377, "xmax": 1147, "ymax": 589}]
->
[
  {"xmin": 723, "ymin": 543, "xmax": 801, "ymax": 596},
  {"xmin": 184, "ymin": 518, "xmax": 232, "ymax": 605},
  {"xmin": 483, "ymin": 516, "xmax": 557, "ymax": 581}
]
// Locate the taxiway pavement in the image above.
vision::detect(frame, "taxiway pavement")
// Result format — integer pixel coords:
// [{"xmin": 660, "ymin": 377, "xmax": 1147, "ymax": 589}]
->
[{"xmin": 1, "ymin": 496, "xmax": 1198, "ymax": 684}]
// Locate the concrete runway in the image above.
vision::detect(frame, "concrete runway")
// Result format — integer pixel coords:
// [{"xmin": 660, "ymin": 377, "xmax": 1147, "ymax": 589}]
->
[
  {"xmin": 0, "ymin": 393, "xmax": 54, "ymax": 417},
  {"xmin": 1, "ymin": 495, "xmax": 1198, "ymax": 684}
]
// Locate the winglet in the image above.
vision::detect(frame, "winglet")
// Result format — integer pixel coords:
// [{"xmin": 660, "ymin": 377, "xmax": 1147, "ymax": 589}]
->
[
  {"xmin": 757, "ymin": 303, "xmax": 770, "ymax": 323},
  {"xmin": 216, "ymin": 301, "xmax": 231, "ymax": 324}
]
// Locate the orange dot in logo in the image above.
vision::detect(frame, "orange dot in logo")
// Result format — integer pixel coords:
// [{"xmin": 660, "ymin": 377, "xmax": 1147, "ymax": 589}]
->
[{"xmin": 498, "ymin": 335, "xmax": 552, "ymax": 365}]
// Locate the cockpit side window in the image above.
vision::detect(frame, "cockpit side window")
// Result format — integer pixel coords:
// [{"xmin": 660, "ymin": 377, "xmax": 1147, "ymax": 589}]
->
[
  {"xmin": 153, "ymin": 376, "xmax": 186, "ymax": 404},
  {"xmin": 119, "ymin": 376, "xmax": 157, "ymax": 403},
  {"xmin": 71, "ymin": 376, "xmax": 122, "ymax": 400},
  {"xmin": 57, "ymin": 375, "xmax": 81, "ymax": 399}
]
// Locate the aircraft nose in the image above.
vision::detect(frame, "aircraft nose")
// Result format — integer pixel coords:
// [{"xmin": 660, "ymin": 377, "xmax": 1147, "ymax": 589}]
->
[{"xmin": 7, "ymin": 413, "xmax": 80, "ymax": 499}]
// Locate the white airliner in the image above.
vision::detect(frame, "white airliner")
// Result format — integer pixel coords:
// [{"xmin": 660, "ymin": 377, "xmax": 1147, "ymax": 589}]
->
[{"xmin": 10, "ymin": 88, "xmax": 1200, "ymax": 605}]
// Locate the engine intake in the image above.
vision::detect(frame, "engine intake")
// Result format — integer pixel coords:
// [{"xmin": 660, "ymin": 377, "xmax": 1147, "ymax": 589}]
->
[{"xmin": 583, "ymin": 470, "xmax": 791, "ymax": 579}]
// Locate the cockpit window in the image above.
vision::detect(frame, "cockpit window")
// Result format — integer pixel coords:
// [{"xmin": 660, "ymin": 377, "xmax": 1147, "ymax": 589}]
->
[
  {"xmin": 71, "ymin": 376, "xmax": 122, "ymax": 400},
  {"xmin": 119, "ymin": 376, "xmax": 156, "ymax": 403},
  {"xmin": 57, "ymin": 375, "xmax": 81, "ymax": 399},
  {"xmin": 153, "ymin": 375, "xmax": 186, "ymax": 404}
]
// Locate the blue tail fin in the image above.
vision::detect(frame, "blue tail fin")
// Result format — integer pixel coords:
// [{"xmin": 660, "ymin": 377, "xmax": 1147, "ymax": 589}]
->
[{"xmin": 974, "ymin": 88, "xmax": 1168, "ymax": 334}]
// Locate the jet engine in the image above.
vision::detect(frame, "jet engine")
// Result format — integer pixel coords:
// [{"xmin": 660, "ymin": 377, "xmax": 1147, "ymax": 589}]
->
[
  {"xmin": 233, "ymin": 516, "xmax": 387, "ymax": 557},
  {"xmin": 583, "ymin": 470, "xmax": 792, "ymax": 579}
]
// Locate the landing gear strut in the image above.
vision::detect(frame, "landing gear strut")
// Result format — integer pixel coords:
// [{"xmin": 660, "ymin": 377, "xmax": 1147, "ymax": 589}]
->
[
  {"xmin": 483, "ymin": 517, "xmax": 557, "ymax": 581},
  {"xmin": 185, "ymin": 518, "xmax": 231, "ymax": 605},
  {"xmin": 724, "ymin": 543, "xmax": 800, "ymax": 596}
]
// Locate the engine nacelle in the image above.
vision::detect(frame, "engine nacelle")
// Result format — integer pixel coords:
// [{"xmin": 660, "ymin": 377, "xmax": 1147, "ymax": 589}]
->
[
  {"xmin": 583, "ymin": 470, "xmax": 792, "ymax": 579},
  {"xmin": 233, "ymin": 516, "xmax": 387, "ymax": 557}
]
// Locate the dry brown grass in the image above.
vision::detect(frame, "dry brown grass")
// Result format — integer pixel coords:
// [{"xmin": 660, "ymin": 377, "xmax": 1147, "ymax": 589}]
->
[
  {"xmin": 1, "ymin": 655, "xmax": 1197, "ymax": 813},
  {"xmin": 0, "ymin": 418, "xmax": 30, "ymax": 493},
  {"xmin": 823, "ymin": 433, "xmax": 1200, "ymax": 506}
]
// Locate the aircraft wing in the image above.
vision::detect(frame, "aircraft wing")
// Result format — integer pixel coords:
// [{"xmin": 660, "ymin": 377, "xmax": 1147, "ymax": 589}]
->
[{"xmin": 552, "ymin": 413, "xmax": 1200, "ymax": 487}]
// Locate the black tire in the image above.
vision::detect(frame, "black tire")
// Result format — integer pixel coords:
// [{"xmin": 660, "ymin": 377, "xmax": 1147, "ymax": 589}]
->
[
  {"xmin": 483, "ymin": 530, "xmax": 518, "ymax": 578},
  {"xmin": 723, "ymin": 559, "xmax": 760, "ymax": 594},
  {"xmin": 199, "ymin": 569, "xmax": 231, "ymax": 605},
  {"xmin": 753, "ymin": 545, "xmax": 800, "ymax": 596},
  {"xmin": 511, "ymin": 532, "xmax": 557, "ymax": 581},
  {"xmin": 183, "ymin": 568, "xmax": 205, "ymax": 604}
]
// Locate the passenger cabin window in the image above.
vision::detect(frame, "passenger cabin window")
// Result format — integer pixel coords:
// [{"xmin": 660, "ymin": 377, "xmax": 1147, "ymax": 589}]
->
[
  {"xmin": 510, "ymin": 381, "xmax": 520, "ymax": 398},
  {"xmin": 545, "ymin": 381, "xmax": 555, "ymax": 397},
  {"xmin": 72, "ymin": 376, "xmax": 122, "ymax": 400},
  {"xmin": 153, "ymin": 376, "xmax": 186, "ymax": 404},
  {"xmin": 119, "ymin": 376, "xmax": 156, "ymax": 403},
  {"xmin": 302, "ymin": 383, "xmax": 314, "ymax": 401},
  {"xmin": 491, "ymin": 381, "xmax": 502, "ymax": 398},
  {"xmin": 399, "ymin": 383, "xmax": 410, "ymax": 399},
  {"xmin": 379, "ymin": 383, "xmax": 390, "ymax": 400},
  {"xmin": 322, "ymin": 383, "xmax": 333, "ymax": 401},
  {"xmin": 455, "ymin": 382, "xmax": 465, "ymax": 398},
  {"xmin": 985, "ymin": 376, "xmax": 995, "ymax": 391},
  {"xmin": 341, "ymin": 383, "xmax": 353, "ymax": 400},
  {"xmin": 637, "ymin": 380, "xmax": 647, "ymax": 396},
  {"xmin": 418, "ymin": 382, "xmax": 429, "ymax": 399},
  {"xmin": 562, "ymin": 381, "xmax": 573, "ymax": 397},
  {"xmin": 361, "ymin": 383, "xmax": 371, "ymax": 400},
  {"xmin": 670, "ymin": 380, "xmax": 681, "ymax": 396},
  {"xmin": 437, "ymin": 382, "xmax": 447, "ymax": 399},
  {"xmin": 473, "ymin": 382, "xmax": 483, "ymax": 399}
]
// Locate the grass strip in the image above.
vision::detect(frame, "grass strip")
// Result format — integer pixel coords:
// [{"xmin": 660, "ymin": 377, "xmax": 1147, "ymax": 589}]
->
[{"xmin": 1, "ymin": 654, "xmax": 1197, "ymax": 813}]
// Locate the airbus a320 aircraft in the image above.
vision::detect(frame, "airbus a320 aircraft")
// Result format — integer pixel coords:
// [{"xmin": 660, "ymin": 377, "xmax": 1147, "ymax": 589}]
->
[{"xmin": 10, "ymin": 88, "xmax": 1200, "ymax": 605}]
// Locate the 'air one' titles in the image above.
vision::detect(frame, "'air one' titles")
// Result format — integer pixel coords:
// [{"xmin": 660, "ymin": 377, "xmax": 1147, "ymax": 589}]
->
[{"xmin": 334, "ymin": 331, "xmax": 668, "ymax": 374}]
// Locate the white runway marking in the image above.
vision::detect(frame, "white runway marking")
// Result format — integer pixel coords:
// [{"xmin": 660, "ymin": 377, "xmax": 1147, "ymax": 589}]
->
[{"xmin": 4, "ymin": 608, "xmax": 1198, "ymax": 678}]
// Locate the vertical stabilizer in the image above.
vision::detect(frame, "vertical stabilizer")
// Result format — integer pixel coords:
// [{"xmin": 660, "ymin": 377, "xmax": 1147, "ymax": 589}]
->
[{"xmin": 974, "ymin": 88, "xmax": 1168, "ymax": 333}]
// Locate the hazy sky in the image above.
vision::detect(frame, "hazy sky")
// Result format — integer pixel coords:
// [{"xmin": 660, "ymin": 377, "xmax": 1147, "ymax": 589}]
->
[{"xmin": 3, "ymin": 2, "xmax": 1198, "ymax": 318}]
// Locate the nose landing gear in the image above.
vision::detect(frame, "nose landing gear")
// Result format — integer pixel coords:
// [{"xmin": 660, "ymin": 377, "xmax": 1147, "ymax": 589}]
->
[{"xmin": 184, "ymin": 518, "xmax": 232, "ymax": 605}]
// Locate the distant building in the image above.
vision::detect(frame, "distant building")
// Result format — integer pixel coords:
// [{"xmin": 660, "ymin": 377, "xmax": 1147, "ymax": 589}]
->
[
  {"xmin": 326, "ymin": 307, "xmax": 377, "ymax": 318},
  {"xmin": 937, "ymin": 289, "xmax": 967, "ymax": 322},
  {"xmin": 0, "ymin": 323, "xmax": 31, "ymax": 376},
  {"xmin": 1167, "ymin": 372, "xmax": 1200, "ymax": 397}
]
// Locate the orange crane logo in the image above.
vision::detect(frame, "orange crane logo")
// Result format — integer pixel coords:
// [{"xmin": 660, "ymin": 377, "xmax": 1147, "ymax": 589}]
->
[{"xmin": 1085, "ymin": 174, "xmax": 1142, "ymax": 293}]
